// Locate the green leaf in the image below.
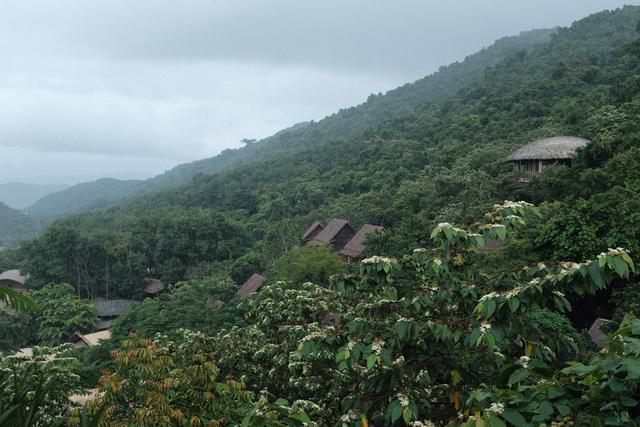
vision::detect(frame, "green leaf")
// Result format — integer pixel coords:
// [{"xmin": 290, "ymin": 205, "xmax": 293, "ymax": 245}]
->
[
  {"xmin": 389, "ymin": 402, "xmax": 403, "ymax": 423},
  {"xmin": 496, "ymin": 226, "xmax": 507, "ymax": 240},
  {"xmin": 486, "ymin": 299, "xmax": 497, "ymax": 318},
  {"xmin": 366, "ymin": 353, "xmax": 377, "ymax": 369},
  {"xmin": 508, "ymin": 297, "xmax": 520, "ymax": 313},
  {"xmin": 501, "ymin": 409, "xmax": 527, "ymax": 427},
  {"xmin": 485, "ymin": 413, "xmax": 507, "ymax": 427},
  {"xmin": 536, "ymin": 401, "xmax": 554, "ymax": 418},
  {"xmin": 508, "ymin": 368, "xmax": 529, "ymax": 386},
  {"xmin": 402, "ymin": 406, "xmax": 412, "ymax": 424}
]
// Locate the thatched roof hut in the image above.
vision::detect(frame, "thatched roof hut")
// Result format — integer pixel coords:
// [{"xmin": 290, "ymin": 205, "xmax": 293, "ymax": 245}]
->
[
  {"xmin": 340, "ymin": 224, "xmax": 384, "ymax": 261},
  {"xmin": 0, "ymin": 270, "xmax": 27, "ymax": 293},
  {"xmin": 302, "ymin": 220, "xmax": 324, "ymax": 242},
  {"xmin": 143, "ymin": 278, "xmax": 165, "ymax": 295},
  {"xmin": 237, "ymin": 273, "xmax": 267, "ymax": 299},
  {"xmin": 505, "ymin": 136, "xmax": 590, "ymax": 174},
  {"xmin": 71, "ymin": 330, "xmax": 112, "ymax": 347},
  {"xmin": 309, "ymin": 219, "xmax": 355, "ymax": 251},
  {"xmin": 95, "ymin": 299, "xmax": 135, "ymax": 318}
]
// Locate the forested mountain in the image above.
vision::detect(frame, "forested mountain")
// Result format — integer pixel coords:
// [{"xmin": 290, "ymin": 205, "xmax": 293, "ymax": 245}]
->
[
  {"xmin": 0, "ymin": 182, "xmax": 67, "ymax": 210},
  {"xmin": 18, "ymin": 5, "xmax": 640, "ymax": 295},
  {"xmin": 7, "ymin": 6, "xmax": 640, "ymax": 426},
  {"xmin": 0, "ymin": 202, "xmax": 36, "ymax": 249},
  {"xmin": 25, "ymin": 27, "xmax": 555, "ymax": 221}
]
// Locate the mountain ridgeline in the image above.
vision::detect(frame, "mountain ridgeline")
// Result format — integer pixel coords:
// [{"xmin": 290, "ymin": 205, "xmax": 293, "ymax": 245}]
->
[
  {"xmin": 16, "ymin": 5, "xmax": 640, "ymax": 299},
  {"xmin": 25, "ymin": 27, "xmax": 555, "ymax": 222}
]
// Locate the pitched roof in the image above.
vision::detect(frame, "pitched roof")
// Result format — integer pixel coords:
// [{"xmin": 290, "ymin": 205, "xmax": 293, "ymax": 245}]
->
[
  {"xmin": 310, "ymin": 219, "xmax": 354, "ymax": 245},
  {"xmin": 340, "ymin": 224, "xmax": 384, "ymax": 259},
  {"xmin": 505, "ymin": 136, "xmax": 590, "ymax": 161},
  {"xmin": 71, "ymin": 330, "xmax": 112, "ymax": 347},
  {"xmin": 143, "ymin": 278, "xmax": 165, "ymax": 294},
  {"xmin": 95, "ymin": 299, "xmax": 135, "ymax": 317},
  {"xmin": 237, "ymin": 273, "xmax": 267, "ymax": 298},
  {"xmin": 302, "ymin": 221, "xmax": 324, "ymax": 241},
  {"xmin": 0, "ymin": 270, "xmax": 26, "ymax": 286}
]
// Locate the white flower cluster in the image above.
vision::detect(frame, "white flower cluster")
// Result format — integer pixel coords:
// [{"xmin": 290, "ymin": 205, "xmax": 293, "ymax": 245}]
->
[
  {"xmin": 494, "ymin": 200, "xmax": 533, "ymax": 211},
  {"xmin": 413, "ymin": 248, "xmax": 429, "ymax": 253},
  {"xmin": 479, "ymin": 292, "xmax": 500, "ymax": 302},
  {"xmin": 480, "ymin": 322, "xmax": 492, "ymax": 334},
  {"xmin": 340, "ymin": 411, "xmax": 358, "ymax": 422},
  {"xmin": 371, "ymin": 340, "xmax": 385, "ymax": 353},
  {"xmin": 519, "ymin": 355, "xmax": 531, "ymax": 369},
  {"xmin": 301, "ymin": 330, "xmax": 327, "ymax": 342},
  {"xmin": 362, "ymin": 256, "xmax": 398, "ymax": 265},
  {"xmin": 397, "ymin": 393, "xmax": 410, "ymax": 407},
  {"xmin": 410, "ymin": 421, "xmax": 435, "ymax": 427},
  {"xmin": 487, "ymin": 402, "xmax": 505, "ymax": 415}
]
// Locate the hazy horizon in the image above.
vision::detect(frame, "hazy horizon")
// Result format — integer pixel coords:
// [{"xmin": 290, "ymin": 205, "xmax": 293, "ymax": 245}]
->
[{"xmin": 1, "ymin": 0, "xmax": 638, "ymax": 185}]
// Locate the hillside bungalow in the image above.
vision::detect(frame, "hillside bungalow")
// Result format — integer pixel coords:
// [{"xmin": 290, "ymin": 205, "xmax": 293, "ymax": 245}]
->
[
  {"xmin": 340, "ymin": 224, "xmax": 385, "ymax": 263},
  {"xmin": 143, "ymin": 278, "xmax": 165, "ymax": 296},
  {"xmin": 505, "ymin": 136, "xmax": 590, "ymax": 174},
  {"xmin": 71, "ymin": 330, "xmax": 112, "ymax": 347},
  {"xmin": 309, "ymin": 219, "xmax": 355, "ymax": 252},
  {"xmin": 301, "ymin": 220, "xmax": 324, "ymax": 243},
  {"xmin": 0, "ymin": 269, "xmax": 27, "ymax": 293},
  {"xmin": 237, "ymin": 273, "xmax": 267, "ymax": 299}
]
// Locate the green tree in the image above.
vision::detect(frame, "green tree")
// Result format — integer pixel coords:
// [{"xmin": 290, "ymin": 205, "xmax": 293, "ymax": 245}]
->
[
  {"xmin": 276, "ymin": 245, "xmax": 348, "ymax": 285},
  {"xmin": 31, "ymin": 283, "xmax": 98, "ymax": 346}
]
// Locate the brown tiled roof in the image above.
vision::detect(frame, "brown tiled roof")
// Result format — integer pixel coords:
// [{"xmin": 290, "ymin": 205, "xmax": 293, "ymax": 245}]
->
[
  {"xmin": 302, "ymin": 221, "xmax": 324, "ymax": 241},
  {"xmin": 340, "ymin": 224, "xmax": 384, "ymax": 259},
  {"xmin": 237, "ymin": 273, "xmax": 267, "ymax": 298},
  {"xmin": 310, "ymin": 219, "xmax": 354, "ymax": 245},
  {"xmin": 95, "ymin": 299, "xmax": 135, "ymax": 317}
]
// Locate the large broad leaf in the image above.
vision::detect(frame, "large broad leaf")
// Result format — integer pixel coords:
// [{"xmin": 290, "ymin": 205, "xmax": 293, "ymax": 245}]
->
[
  {"xmin": 508, "ymin": 368, "xmax": 529, "ymax": 386},
  {"xmin": 501, "ymin": 409, "xmax": 527, "ymax": 426}
]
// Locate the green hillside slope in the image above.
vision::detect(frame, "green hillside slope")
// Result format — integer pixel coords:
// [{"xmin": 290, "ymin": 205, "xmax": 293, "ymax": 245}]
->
[
  {"xmin": 18, "ymin": 6, "xmax": 640, "ymax": 298},
  {"xmin": 0, "ymin": 202, "xmax": 37, "ymax": 249},
  {"xmin": 27, "ymin": 28, "xmax": 555, "ymax": 220}
]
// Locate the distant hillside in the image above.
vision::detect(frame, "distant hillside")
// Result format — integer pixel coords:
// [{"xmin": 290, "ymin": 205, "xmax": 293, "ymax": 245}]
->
[
  {"xmin": 0, "ymin": 182, "xmax": 67, "ymax": 210},
  {"xmin": 0, "ymin": 202, "xmax": 37, "ymax": 248},
  {"xmin": 28, "ymin": 178, "xmax": 145, "ymax": 219},
  {"xmin": 27, "ymin": 27, "xmax": 556, "ymax": 220}
]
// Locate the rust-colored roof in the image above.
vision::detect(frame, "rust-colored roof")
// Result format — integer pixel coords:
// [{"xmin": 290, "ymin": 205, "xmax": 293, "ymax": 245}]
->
[
  {"xmin": 302, "ymin": 221, "xmax": 324, "ymax": 241},
  {"xmin": 340, "ymin": 224, "xmax": 384, "ymax": 259},
  {"xmin": 143, "ymin": 278, "xmax": 165, "ymax": 294},
  {"xmin": 237, "ymin": 273, "xmax": 267, "ymax": 298},
  {"xmin": 310, "ymin": 219, "xmax": 354, "ymax": 245}
]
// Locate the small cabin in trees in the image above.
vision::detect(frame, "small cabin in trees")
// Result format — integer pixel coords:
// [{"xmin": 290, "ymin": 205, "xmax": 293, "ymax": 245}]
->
[
  {"xmin": 505, "ymin": 136, "xmax": 590, "ymax": 174},
  {"xmin": 308, "ymin": 219, "xmax": 355, "ymax": 252},
  {"xmin": 340, "ymin": 224, "xmax": 385, "ymax": 263},
  {"xmin": 0, "ymin": 270, "xmax": 27, "ymax": 293},
  {"xmin": 237, "ymin": 273, "xmax": 267, "ymax": 299}
]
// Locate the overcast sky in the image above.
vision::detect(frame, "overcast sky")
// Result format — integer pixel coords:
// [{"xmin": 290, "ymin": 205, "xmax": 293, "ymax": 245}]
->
[{"xmin": 0, "ymin": 0, "xmax": 638, "ymax": 185}]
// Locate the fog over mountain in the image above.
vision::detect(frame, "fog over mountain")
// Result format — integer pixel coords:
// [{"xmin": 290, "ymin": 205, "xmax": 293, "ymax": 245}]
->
[{"xmin": 0, "ymin": 0, "xmax": 636, "ymax": 182}]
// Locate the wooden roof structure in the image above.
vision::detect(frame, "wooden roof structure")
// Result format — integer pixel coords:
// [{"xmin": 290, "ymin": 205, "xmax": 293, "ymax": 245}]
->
[
  {"xmin": 237, "ymin": 273, "xmax": 267, "ymax": 299},
  {"xmin": 71, "ymin": 330, "xmax": 112, "ymax": 347},
  {"xmin": 143, "ymin": 278, "xmax": 165, "ymax": 295},
  {"xmin": 95, "ymin": 299, "xmax": 135, "ymax": 318},
  {"xmin": 302, "ymin": 220, "xmax": 324, "ymax": 242},
  {"xmin": 340, "ymin": 224, "xmax": 384, "ymax": 259},
  {"xmin": 505, "ymin": 136, "xmax": 590, "ymax": 161},
  {"xmin": 310, "ymin": 219, "xmax": 355, "ymax": 249}
]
